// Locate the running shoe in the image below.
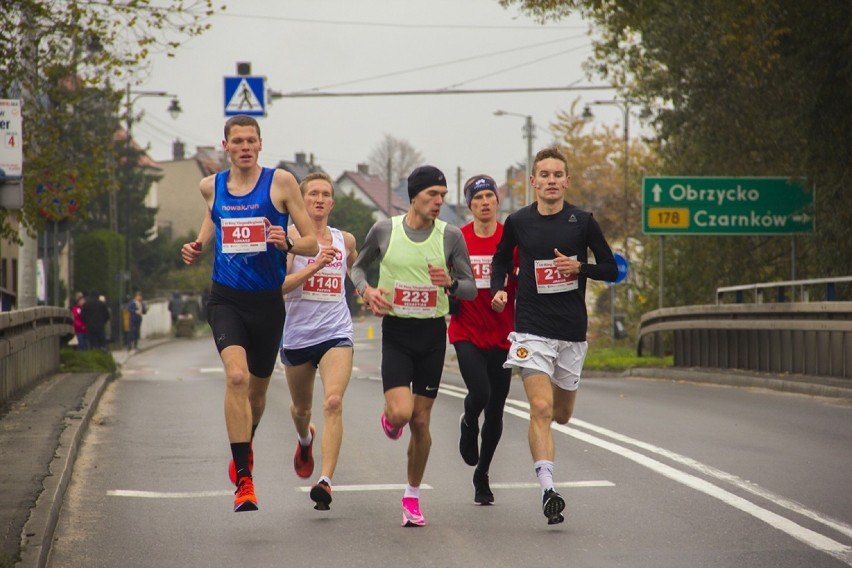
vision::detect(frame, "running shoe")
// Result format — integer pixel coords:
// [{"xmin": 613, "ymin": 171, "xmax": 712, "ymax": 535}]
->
[
  {"xmin": 294, "ymin": 424, "xmax": 315, "ymax": 479},
  {"xmin": 401, "ymin": 496, "xmax": 425, "ymax": 527},
  {"xmin": 310, "ymin": 480, "xmax": 333, "ymax": 511},
  {"xmin": 228, "ymin": 443, "xmax": 254, "ymax": 485},
  {"xmin": 233, "ymin": 477, "xmax": 258, "ymax": 512},
  {"xmin": 542, "ymin": 488, "xmax": 565, "ymax": 525},
  {"xmin": 473, "ymin": 469, "xmax": 494, "ymax": 505},
  {"xmin": 458, "ymin": 413, "xmax": 479, "ymax": 466},
  {"xmin": 380, "ymin": 412, "xmax": 404, "ymax": 440}
]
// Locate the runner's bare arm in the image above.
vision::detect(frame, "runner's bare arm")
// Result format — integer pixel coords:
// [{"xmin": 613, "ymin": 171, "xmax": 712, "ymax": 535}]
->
[
  {"xmin": 271, "ymin": 170, "xmax": 318, "ymax": 256},
  {"xmin": 181, "ymin": 176, "xmax": 216, "ymax": 265}
]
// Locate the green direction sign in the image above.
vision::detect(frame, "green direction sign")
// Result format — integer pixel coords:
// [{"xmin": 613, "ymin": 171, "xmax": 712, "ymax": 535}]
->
[{"xmin": 642, "ymin": 177, "xmax": 814, "ymax": 235}]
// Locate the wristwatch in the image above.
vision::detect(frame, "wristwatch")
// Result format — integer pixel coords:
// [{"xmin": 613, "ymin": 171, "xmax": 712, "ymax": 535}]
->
[
  {"xmin": 578, "ymin": 262, "xmax": 588, "ymax": 276},
  {"xmin": 445, "ymin": 279, "xmax": 459, "ymax": 294},
  {"xmin": 285, "ymin": 235, "xmax": 295, "ymax": 252}
]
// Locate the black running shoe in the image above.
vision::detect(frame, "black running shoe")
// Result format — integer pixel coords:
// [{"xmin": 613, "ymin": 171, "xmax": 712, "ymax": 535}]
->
[
  {"xmin": 473, "ymin": 469, "xmax": 494, "ymax": 505},
  {"xmin": 542, "ymin": 488, "xmax": 565, "ymax": 525},
  {"xmin": 310, "ymin": 480, "xmax": 332, "ymax": 511},
  {"xmin": 459, "ymin": 413, "xmax": 479, "ymax": 467}
]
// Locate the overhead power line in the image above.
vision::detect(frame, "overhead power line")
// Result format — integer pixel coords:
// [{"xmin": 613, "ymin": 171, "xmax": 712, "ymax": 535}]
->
[{"xmin": 268, "ymin": 85, "xmax": 613, "ymax": 99}]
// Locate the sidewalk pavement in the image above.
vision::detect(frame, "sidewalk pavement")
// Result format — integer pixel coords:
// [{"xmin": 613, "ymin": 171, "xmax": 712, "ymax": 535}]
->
[
  {"xmin": 0, "ymin": 338, "xmax": 171, "ymax": 568},
  {"xmin": 1, "ymin": 336, "xmax": 850, "ymax": 567}
]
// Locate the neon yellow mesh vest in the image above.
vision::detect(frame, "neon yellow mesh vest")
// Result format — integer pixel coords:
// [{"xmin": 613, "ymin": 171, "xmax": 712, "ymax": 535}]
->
[{"xmin": 378, "ymin": 215, "xmax": 449, "ymax": 318}]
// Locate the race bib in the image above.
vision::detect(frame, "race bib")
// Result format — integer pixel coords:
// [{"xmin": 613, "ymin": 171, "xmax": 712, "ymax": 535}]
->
[
  {"xmin": 392, "ymin": 282, "xmax": 438, "ymax": 317},
  {"xmin": 534, "ymin": 257, "xmax": 578, "ymax": 294},
  {"xmin": 221, "ymin": 217, "xmax": 266, "ymax": 253},
  {"xmin": 301, "ymin": 265, "xmax": 344, "ymax": 302},
  {"xmin": 470, "ymin": 254, "xmax": 493, "ymax": 289}
]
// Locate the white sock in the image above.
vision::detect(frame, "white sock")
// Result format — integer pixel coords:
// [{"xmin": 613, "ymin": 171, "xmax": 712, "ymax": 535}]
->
[
  {"xmin": 534, "ymin": 460, "xmax": 554, "ymax": 493},
  {"xmin": 298, "ymin": 429, "xmax": 313, "ymax": 447},
  {"xmin": 404, "ymin": 484, "xmax": 420, "ymax": 499},
  {"xmin": 318, "ymin": 475, "xmax": 332, "ymax": 486}
]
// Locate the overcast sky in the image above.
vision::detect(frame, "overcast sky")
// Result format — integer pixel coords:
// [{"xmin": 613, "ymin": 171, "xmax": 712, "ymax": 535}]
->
[{"xmin": 132, "ymin": 0, "xmax": 621, "ymax": 202}]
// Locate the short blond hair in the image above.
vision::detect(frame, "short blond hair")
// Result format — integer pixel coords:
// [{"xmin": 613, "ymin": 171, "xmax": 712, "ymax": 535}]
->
[{"xmin": 299, "ymin": 171, "xmax": 335, "ymax": 197}]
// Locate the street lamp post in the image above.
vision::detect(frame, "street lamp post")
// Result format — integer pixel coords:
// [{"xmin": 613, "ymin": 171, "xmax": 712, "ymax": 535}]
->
[
  {"xmin": 582, "ymin": 100, "xmax": 632, "ymax": 262},
  {"xmin": 117, "ymin": 84, "xmax": 181, "ymax": 343},
  {"xmin": 494, "ymin": 110, "xmax": 535, "ymax": 207}
]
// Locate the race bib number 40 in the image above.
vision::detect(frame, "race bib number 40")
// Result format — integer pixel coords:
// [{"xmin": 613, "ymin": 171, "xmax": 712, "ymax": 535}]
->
[
  {"xmin": 534, "ymin": 257, "xmax": 578, "ymax": 294},
  {"xmin": 221, "ymin": 217, "xmax": 267, "ymax": 253},
  {"xmin": 392, "ymin": 282, "xmax": 438, "ymax": 317}
]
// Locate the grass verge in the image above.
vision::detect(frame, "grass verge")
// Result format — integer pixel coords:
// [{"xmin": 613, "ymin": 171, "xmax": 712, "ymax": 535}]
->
[
  {"xmin": 59, "ymin": 348, "xmax": 117, "ymax": 374},
  {"xmin": 584, "ymin": 346, "xmax": 672, "ymax": 372}
]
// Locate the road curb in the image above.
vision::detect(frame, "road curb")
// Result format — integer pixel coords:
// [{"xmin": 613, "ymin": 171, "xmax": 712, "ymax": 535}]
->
[
  {"xmin": 17, "ymin": 373, "xmax": 112, "ymax": 568},
  {"xmin": 616, "ymin": 367, "xmax": 852, "ymax": 400}
]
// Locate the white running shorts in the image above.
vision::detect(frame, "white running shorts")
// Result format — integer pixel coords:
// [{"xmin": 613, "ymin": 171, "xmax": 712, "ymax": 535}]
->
[{"xmin": 503, "ymin": 331, "xmax": 588, "ymax": 391}]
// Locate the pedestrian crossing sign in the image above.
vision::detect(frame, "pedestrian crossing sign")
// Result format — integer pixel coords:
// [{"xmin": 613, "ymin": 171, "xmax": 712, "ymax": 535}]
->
[{"xmin": 224, "ymin": 76, "xmax": 266, "ymax": 117}]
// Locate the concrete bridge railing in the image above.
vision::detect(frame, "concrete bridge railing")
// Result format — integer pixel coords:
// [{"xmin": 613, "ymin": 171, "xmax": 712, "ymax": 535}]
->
[
  {"xmin": 636, "ymin": 302, "xmax": 852, "ymax": 380},
  {"xmin": 0, "ymin": 307, "xmax": 73, "ymax": 407}
]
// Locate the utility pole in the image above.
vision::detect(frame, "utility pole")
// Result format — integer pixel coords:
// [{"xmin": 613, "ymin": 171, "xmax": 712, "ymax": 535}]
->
[
  {"xmin": 386, "ymin": 156, "xmax": 392, "ymax": 215},
  {"xmin": 16, "ymin": 6, "xmax": 39, "ymax": 308},
  {"xmin": 456, "ymin": 166, "xmax": 462, "ymax": 212}
]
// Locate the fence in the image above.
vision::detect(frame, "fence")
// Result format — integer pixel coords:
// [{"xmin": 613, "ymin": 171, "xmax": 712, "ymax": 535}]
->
[
  {"xmin": 637, "ymin": 301, "xmax": 852, "ymax": 379},
  {"xmin": 0, "ymin": 307, "xmax": 73, "ymax": 407}
]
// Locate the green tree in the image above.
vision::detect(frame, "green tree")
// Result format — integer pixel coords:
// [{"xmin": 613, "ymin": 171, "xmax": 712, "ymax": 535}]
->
[
  {"xmin": 548, "ymin": 99, "xmax": 659, "ymax": 340},
  {"xmin": 0, "ymin": 1, "xmax": 220, "ymax": 241},
  {"xmin": 500, "ymin": 0, "xmax": 852, "ymax": 306},
  {"xmin": 329, "ymin": 190, "xmax": 379, "ymax": 250}
]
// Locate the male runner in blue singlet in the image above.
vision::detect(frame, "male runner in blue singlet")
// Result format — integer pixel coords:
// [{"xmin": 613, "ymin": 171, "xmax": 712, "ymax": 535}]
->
[{"xmin": 181, "ymin": 115, "xmax": 318, "ymax": 512}]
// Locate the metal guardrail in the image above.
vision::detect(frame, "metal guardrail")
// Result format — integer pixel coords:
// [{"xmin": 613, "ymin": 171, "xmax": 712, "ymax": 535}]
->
[
  {"xmin": 637, "ymin": 302, "xmax": 852, "ymax": 379},
  {"xmin": 0, "ymin": 307, "xmax": 73, "ymax": 406},
  {"xmin": 717, "ymin": 276, "xmax": 852, "ymax": 304}
]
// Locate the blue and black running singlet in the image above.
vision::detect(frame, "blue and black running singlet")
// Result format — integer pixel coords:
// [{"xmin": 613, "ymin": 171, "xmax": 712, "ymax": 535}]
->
[{"xmin": 211, "ymin": 167, "xmax": 289, "ymax": 291}]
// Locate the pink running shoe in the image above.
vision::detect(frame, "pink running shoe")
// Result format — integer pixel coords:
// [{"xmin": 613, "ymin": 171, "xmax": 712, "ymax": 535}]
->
[
  {"xmin": 380, "ymin": 412, "xmax": 404, "ymax": 440},
  {"xmin": 401, "ymin": 497, "xmax": 425, "ymax": 527}
]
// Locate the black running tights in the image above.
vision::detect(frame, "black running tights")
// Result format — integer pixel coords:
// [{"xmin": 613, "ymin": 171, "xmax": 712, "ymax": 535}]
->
[{"xmin": 453, "ymin": 341, "xmax": 512, "ymax": 473}]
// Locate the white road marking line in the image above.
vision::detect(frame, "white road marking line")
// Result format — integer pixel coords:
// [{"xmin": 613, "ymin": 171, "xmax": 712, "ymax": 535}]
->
[
  {"xmin": 199, "ymin": 367, "xmax": 223, "ymax": 373},
  {"xmin": 490, "ymin": 481, "xmax": 614, "ymax": 489},
  {"xmin": 108, "ymin": 489, "xmax": 232, "ymax": 498},
  {"xmin": 296, "ymin": 483, "xmax": 434, "ymax": 493},
  {"xmin": 439, "ymin": 385, "xmax": 852, "ymax": 564}
]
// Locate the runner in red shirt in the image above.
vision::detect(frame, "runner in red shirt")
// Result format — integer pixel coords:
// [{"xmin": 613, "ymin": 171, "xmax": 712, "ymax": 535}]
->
[{"xmin": 448, "ymin": 174, "xmax": 518, "ymax": 505}]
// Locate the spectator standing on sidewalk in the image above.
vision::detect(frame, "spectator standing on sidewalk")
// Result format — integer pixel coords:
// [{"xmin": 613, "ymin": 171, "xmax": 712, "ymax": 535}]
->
[
  {"xmin": 125, "ymin": 291, "xmax": 147, "ymax": 351},
  {"xmin": 80, "ymin": 290, "xmax": 110, "ymax": 351},
  {"xmin": 71, "ymin": 292, "xmax": 88, "ymax": 351}
]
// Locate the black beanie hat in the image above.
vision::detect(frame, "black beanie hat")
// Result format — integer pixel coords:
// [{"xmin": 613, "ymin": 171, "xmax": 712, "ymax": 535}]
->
[{"xmin": 407, "ymin": 165, "xmax": 447, "ymax": 200}]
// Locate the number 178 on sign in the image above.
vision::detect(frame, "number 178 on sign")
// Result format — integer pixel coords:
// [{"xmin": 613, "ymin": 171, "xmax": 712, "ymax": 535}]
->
[{"xmin": 647, "ymin": 208, "xmax": 690, "ymax": 229}]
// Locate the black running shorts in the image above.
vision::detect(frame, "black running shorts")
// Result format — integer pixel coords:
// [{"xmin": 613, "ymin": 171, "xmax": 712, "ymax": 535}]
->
[
  {"xmin": 206, "ymin": 281, "xmax": 285, "ymax": 378},
  {"xmin": 380, "ymin": 316, "xmax": 447, "ymax": 399}
]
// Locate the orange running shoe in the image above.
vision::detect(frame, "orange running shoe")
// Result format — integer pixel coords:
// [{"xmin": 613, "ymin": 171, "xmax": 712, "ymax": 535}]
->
[
  {"xmin": 228, "ymin": 443, "xmax": 253, "ymax": 485},
  {"xmin": 233, "ymin": 477, "xmax": 258, "ymax": 512},
  {"xmin": 293, "ymin": 424, "xmax": 315, "ymax": 479}
]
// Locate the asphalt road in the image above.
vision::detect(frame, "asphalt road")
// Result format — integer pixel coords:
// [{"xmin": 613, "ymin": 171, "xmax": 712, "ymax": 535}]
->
[{"xmin": 36, "ymin": 319, "xmax": 852, "ymax": 567}]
